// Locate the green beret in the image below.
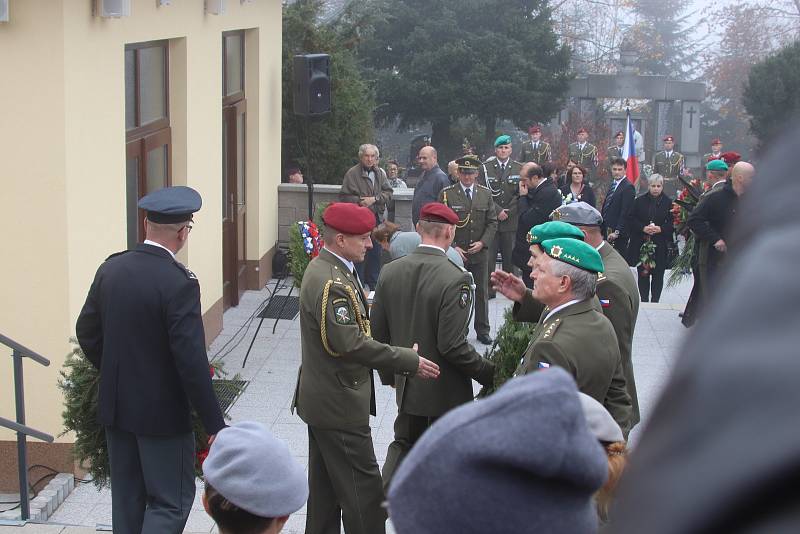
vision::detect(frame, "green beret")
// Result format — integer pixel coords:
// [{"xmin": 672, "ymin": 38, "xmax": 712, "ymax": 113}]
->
[
  {"xmin": 494, "ymin": 134, "xmax": 512, "ymax": 147},
  {"xmin": 540, "ymin": 238, "xmax": 604, "ymax": 273},
  {"xmin": 527, "ymin": 221, "xmax": 585, "ymax": 245},
  {"xmin": 706, "ymin": 159, "xmax": 728, "ymax": 171}
]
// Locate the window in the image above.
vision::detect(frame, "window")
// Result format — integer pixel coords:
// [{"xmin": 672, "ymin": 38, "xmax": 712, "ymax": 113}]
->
[{"xmin": 125, "ymin": 41, "xmax": 171, "ymax": 248}]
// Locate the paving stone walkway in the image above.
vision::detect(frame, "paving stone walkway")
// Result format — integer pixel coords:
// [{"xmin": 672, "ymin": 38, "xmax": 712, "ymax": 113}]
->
[{"xmin": 1, "ymin": 272, "xmax": 692, "ymax": 533}]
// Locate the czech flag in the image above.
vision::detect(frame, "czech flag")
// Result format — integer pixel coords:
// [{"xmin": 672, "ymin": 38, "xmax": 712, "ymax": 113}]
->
[{"xmin": 623, "ymin": 109, "xmax": 639, "ymax": 184}]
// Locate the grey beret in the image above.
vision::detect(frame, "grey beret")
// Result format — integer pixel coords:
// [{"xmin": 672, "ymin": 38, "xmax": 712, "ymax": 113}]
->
[
  {"xmin": 388, "ymin": 368, "xmax": 608, "ymax": 534},
  {"xmin": 579, "ymin": 392, "xmax": 624, "ymax": 443},
  {"xmin": 203, "ymin": 421, "xmax": 308, "ymax": 518},
  {"xmin": 552, "ymin": 201, "xmax": 603, "ymax": 226}
]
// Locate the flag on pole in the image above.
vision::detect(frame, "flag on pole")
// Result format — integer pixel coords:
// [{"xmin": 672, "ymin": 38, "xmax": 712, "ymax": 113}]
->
[{"xmin": 623, "ymin": 109, "xmax": 639, "ymax": 184}]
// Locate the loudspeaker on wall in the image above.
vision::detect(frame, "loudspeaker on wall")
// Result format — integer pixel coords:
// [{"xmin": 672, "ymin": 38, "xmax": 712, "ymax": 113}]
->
[{"xmin": 293, "ymin": 54, "xmax": 331, "ymax": 117}]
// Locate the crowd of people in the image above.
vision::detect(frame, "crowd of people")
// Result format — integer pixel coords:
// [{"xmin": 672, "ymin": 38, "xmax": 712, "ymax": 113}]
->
[{"xmin": 76, "ymin": 123, "xmax": 765, "ymax": 534}]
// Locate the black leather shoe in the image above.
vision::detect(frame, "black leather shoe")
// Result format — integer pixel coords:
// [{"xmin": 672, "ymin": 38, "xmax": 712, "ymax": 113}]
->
[{"xmin": 477, "ymin": 334, "xmax": 493, "ymax": 345}]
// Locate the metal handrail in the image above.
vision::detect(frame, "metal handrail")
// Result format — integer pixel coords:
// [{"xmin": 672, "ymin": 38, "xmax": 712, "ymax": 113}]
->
[{"xmin": 1, "ymin": 333, "xmax": 53, "ymax": 522}]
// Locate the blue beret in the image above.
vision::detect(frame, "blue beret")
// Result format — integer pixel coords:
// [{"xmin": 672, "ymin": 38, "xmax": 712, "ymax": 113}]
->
[
  {"xmin": 494, "ymin": 134, "xmax": 512, "ymax": 147},
  {"xmin": 138, "ymin": 186, "xmax": 202, "ymax": 224}
]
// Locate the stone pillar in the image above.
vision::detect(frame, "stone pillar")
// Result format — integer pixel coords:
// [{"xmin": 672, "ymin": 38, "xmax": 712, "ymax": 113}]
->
[
  {"xmin": 579, "ymin": 98, "xmax": 597, "ymax": 129},
  {"xmin": 654, "ymin": 101, "xmax": 675, "ymax": 153}
]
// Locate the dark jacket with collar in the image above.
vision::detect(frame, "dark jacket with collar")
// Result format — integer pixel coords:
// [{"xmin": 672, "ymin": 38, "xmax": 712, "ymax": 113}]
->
[
  {"xmin": 76, "ymin": 244, "xmax": 225, "ymax": 436},
  {"xmin": 512, "ymin": 179, "xmax": 563, "ymax": 269},
  {"xmin": 372, "ymin": 247, "xmax": 494, "ymax": 417},
  {"xmin": 292, "ymin": 248, "xmax": 419, "ymax": 429},
  {"xmin": 411, "ymin": 166, "xmax": 451, "ymax": 225},
  {"xmin": 602, "ymin": 178, "xmax": 636, "ymax": 237}
]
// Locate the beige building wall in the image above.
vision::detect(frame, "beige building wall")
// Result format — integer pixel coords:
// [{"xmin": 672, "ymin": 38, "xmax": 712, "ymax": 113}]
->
[{"xmin": 0, "ymin": 0, "xmax": 282, "ymax": 482}]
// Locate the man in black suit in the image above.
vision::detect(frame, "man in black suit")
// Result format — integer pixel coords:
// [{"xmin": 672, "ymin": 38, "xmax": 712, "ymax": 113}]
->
[
  {"xmin": 76, "ymin": 186, "xmax": 225, "ymax": 534},
  {"xmin": 512, "ymin": 162, "xmax": 563, "ymax": 288},
  {"xmin": 602, "ymin": 157, "xmax": 636, "ymax": 256}
]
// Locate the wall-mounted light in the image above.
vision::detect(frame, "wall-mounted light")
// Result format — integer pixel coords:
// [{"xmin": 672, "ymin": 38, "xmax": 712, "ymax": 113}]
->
[
  {"xmin": 158, "ymin": 0, "xmax": 171, "ymax": 6},
  {"xmin": 206, "ymin": 0, "xmax": 225, "ymax": 15},
  {"xmin": 94, "ymin": 0, "xmax": 131, "ymax": 18}
]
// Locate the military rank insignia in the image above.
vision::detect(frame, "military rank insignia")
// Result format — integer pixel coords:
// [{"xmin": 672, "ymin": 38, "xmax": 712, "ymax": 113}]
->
[
  {"xmin": 332, "ymin": 298, "xmax": 354, "ymax": 325},
  {"xmin": 459, "ymin": 284, "xmax": 472, "ymax": 309}
]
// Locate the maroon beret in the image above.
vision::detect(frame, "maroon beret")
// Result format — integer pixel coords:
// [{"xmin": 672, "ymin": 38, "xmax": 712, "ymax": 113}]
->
[
  {"xmin": 615, "ymin": 131, "xmax": 624, "ymax": 137},
  {"xmin": 721, "ymin": 151, "xmax": 741, "ymax": 165},
  {"xmin": 419, "ymin": 202, "xmax": 459, "ymax": 225},
  {"xmin": 711, "ymin": 138, "xmax": 722, "ymax": 145},
  {"xmin": 663, "ymin": 135, "xmax": 674, "ymax": 142},
  {"xmin": 322, "ymin": 203, "xmax": 376, "ymax": 235},
  {"xmin": 577, "ymin": 127, "xmax": 588, "ymax": 134},
  {"xmin": 528, "ymin": 126, "xmax": 542, "ymax": 134}
]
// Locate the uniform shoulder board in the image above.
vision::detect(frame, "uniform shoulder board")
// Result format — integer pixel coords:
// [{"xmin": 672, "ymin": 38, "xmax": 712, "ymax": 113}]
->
[
  {"xmin": 475, "ymin": 183, "xmax": 490, "ymax": 191},
  {"xmin": 442, "ymin": 183, "xmax": 458, "ymax": 191},
  {"xmin": 597, "ymin": 272, "xmax": 607, "ymax": 283},
  {"xmin": 105, "ymin": 250, "xmax": 130, "ymax": 261},
  {"xmin": 511, "ymin": 159, "xmax": 523, "ymax": 166},
  {"xmin": 541, "ymin": 318, "xmax": 562, "ymax": 340},
  {"xmin": 173, "ymin": 261, "xmax": 198, "ymax": 280},
  {"xmin": 483, "ymin": 156, "xmax": 497, "ymax": 164}
]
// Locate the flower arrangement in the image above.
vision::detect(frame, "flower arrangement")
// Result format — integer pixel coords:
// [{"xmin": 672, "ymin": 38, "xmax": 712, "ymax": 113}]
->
[
  {"xmin": 59, "ymin": 340, "xmax": 243, "ymax": 487},
  {"xmin": 561, "ymin": 191, "xmax": 576, "ymax": 205},
  {"xmin": 667, "ymin": 171, "xmax": 711, "ymax": 286},
  {"xmin": 638, "ymin": 238, "xmax": 657, "ymax": 274},
  {"xmin": 288, "ymin": 203, "xmax": 329, "ymax": 287}
]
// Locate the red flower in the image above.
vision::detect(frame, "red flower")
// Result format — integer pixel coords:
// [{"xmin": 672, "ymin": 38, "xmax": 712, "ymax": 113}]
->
[
  {"xmin": 209, "ymin": 365, "xmax": 215, "ymax": 379},
  {"xmin": 197, "ymin": 449, "xmax": 209, "ymax": 469}
]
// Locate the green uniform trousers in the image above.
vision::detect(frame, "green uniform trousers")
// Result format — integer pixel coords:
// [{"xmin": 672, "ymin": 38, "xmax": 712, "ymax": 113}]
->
[
  {"xmin": 487, "ymin": 230, "xmax": 515, "ymax": 296},
  {"xmin": 381, "ymin": 412, "xmax": 437, "ymax": 492},
  {"xmin": 306, "ymin": 425, "xmax": 387, "ymax": 534},
  {"xmin": 466, "ymin": 251, "xmax": 490, "ymax": 337}
]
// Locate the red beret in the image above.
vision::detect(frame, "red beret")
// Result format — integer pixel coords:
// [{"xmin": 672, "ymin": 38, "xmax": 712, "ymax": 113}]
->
[
  {"xmin": 577, "ymin": 128, "xmax": 588, "ymax": 134},
  {"xmin": 721, "ymin": 151, "xmax": 741, "ymax": 165},
  {"xmin": 528, "ymin": 126, "xmax": 542, "ymax": 134},
  {"xmin": 663, "ymin": 135, "xmax": 674, "ymax": 142},
  {"xmin": 419, "ymin": 202, "xmax": 459, "ymax": 225},
  {"xmin": 615, "ymin": 131, "xmax": 624, "ymax": 137},
  {"xmin": 322, "ymin": 203, "xmax": 376, "ymax": 235},
  {"xmin": 711, "ymin": 138, "xmax": 722, "ymax": 145}
]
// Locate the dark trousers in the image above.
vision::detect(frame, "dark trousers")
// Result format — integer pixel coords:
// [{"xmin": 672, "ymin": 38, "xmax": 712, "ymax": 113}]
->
[
  {"xmin": 105, "ymin": 426, "xmax": 194, "ymax": 534},
  {"xmin": 355, "ymin": 238, "xmax": 382, "ymax": 289},
  {"xmin": 306, "ymin": 425, "xmax": 387, "ymax": 534},
  {"xmin": 612, "ymin": 234, "xmax": 630, "ymax": 258},
  {"xmin": 638, "ymin": 263, "xmax": 666, "ymax": 302},
  {"xmin": 381, "ymin": 413, "xmax": 436, "ymax": 492},
  {"xmin": 487, "ymin": 231, "xmax": 515, "ymax": 296},
  {"xmin": 465, "ymin": 252, "xmax": 490, "ymax": 337}
]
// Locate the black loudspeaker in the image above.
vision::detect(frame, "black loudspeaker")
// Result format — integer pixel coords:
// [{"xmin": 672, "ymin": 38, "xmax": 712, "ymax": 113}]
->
[{"xmin": 293, "ymin": 54, "xmax": 331, "ymax": 116}]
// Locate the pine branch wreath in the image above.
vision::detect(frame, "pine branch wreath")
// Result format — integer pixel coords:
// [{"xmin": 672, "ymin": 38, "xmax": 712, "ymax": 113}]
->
[{"xmin": 478, "ymin": 307, "xmax": 534, "ymax": 397}]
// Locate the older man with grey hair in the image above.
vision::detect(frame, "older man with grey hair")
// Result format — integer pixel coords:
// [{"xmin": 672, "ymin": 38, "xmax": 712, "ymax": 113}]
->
[
  {"xmin": 512, "ymin": 235, "xmax": 632, "ymax": 433},
  {"xmin": 340, "ymin": 143, "xmax": 394, "ymax": 289}
]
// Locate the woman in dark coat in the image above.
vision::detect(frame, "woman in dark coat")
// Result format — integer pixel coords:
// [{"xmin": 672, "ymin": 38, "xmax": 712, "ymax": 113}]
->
[
  {"xmin": 626, "ymin": 174, "xmax": 674, "ymax": 302},
  {"xmin": 559, "ymin": 165, "xmax": 597, "ymax": 207}
]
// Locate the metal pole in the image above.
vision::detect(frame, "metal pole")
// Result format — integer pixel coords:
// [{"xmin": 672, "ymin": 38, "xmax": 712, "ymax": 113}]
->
[{"xmin": 13, "ymin": 349, "xmax": 30, "ymax": 521}]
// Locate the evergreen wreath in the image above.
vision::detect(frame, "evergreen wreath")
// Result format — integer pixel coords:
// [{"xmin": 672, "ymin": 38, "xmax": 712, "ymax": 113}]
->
[
  {"xmin": 478, "ymin": 307, "xmax": 535, "ymax": 397},
  {"xmin": 288, "ymin": 203, "xmax": 329, "ymax": 287},
  {"xmin": 59, "ymin": 339, "xmax": 243, "ymax": 488}
]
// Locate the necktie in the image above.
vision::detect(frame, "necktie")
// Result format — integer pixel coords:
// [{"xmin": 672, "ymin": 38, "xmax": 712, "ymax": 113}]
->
[
  {"xmin": 608, "ymin": 180, "xmax": 618, "ymax": 197},
  {"xmin": 466, "ymin": 188, "xmax": 472, "ymax": 201},
  {"xmin": 534, "ymin": 143, "xmax": 538, "ymax": 150}
]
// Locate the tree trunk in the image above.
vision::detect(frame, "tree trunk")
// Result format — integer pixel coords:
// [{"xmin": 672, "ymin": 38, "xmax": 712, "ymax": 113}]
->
[
  {"xmin": 431, "ymin": 119, "xmax": 454, "ymax": 167},
  {"xmin": 483, "ymin": 115, "xmax": 497, "ymax": 157}
]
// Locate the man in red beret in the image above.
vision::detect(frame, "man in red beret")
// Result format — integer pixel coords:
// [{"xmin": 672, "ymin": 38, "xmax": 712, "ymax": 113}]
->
[
  {"xmin": 372, "ymin": 202, "xmax": 496, "ymax": 489},
  {"xmin": 607, "ymin": 130, "xmax": 625, "ymax": 169},
  {"xmin": 521, "ymin": 125, "xmax": 552, "ymax": 165},
  {"xmin": 703, "ymin": 138, "xmax": 723, "ymax": 162},
  {"xmin": 652, "ymin": 135, "xmax": 684, "ymax": 196},
  {"xmin": 293, "ymin": 202, "xmax": 441, "ymax": 534},
  {"xmin": 569, "ymin": 128, "xmax": 599, "ymax": 180}
]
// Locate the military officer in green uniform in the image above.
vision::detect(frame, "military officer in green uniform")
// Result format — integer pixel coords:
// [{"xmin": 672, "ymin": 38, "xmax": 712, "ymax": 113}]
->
[
  {"xmin": 479, "ymin": 134, "xmax": 522, "ymax": 295},
  {"xmin": 569, "ymin": 128, "xmax": 599, "ymax": 181},
  {"xmin": 607, "ymin": 131, "xmax": 624, "ymax": 172},
  {"xmin": 292, "ymin": 202, "xmax": 441, "ymax": 534},
  {"xmin": 552, "ymin": 202, "xmax": 641, "ymax": 429},
  {"xmin": 652, "ymin": 135, "xmax": 684, "ymax": 195},
  {"xmin": 491, "ymin": 224, "xmax": 632, "ymax": 434},
  {"xmin": 702, "ymin": 138, "xmax": 723, "ymax": 164},
  {"xmin": 439, "ymin": 155, "xmax": 498, "ymax": 345},
  {"xmin": 520, "ymin": 126, "xmax": 552, "ymax": 165},
  {"xmin": 372, "ymin": 202, "xmax": 496, "ymax": 489}
]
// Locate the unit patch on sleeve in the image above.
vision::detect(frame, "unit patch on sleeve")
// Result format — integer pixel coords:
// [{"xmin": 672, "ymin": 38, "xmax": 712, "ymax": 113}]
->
[
  {"xmin": 459, "ymin": 284, "xmax": 472, "ymax": 309},
  {"xmin": 332, "ymin": 298, "xmax": 355, "ymax": 325}
]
